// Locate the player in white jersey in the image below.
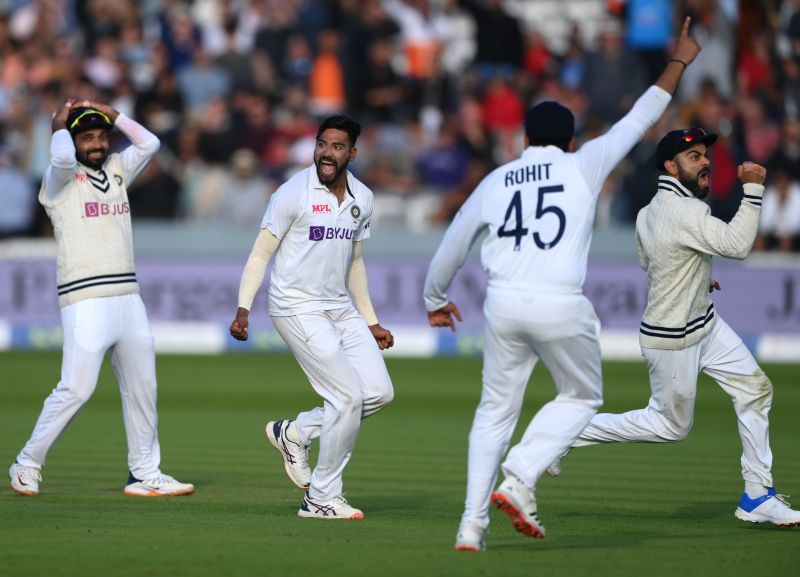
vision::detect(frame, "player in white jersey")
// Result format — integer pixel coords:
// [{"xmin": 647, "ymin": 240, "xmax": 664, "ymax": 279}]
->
[
  {"xmin": 230, "ymin": 115, "xmax": 394, "ymax": 520},
  {"xmin": 546, "ymin": 128, "xmax": 800, "ymax": 527},
  {"xmin": 423, "ymin": 19, "xmax": 701, "ymax": 550},
  {"xmin": 9, "ymin": 99, "xmax": 194, "ymax": 498}
]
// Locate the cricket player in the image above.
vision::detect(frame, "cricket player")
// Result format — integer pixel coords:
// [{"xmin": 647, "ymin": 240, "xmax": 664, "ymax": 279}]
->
[
  {"xmin": 547, "ymin": 128, "xmax": 800, "ymax": 527},
  {"xmin": 423, "ymin": 18, "xmax": 701, "ymax": 550},
  {"xmin": 230, "ymin": 115, "xmax": 394, "ymax": 520},
  {"xmin": 9, "ymin": 99, "xmax": 194, "ymax": 497}
]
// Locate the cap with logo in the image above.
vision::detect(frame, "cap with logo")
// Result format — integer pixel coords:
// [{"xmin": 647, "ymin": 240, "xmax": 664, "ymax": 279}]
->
[
  {"xmin": 66, "ymin": 107, "xmax": 114, "ymax": 137},
  {"xmin": 656, "ymin": 127, "xmax": 718, "ymax": 170}
]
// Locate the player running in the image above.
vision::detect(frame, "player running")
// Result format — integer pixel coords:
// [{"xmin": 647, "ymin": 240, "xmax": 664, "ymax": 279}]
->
[
  {"xmin": 423, "ymin": 18, "xmax": 700, "ymax": 549},
  {"xmin": 546, "ymin": 130, "xmax": 800, "ymax": 527},
  {"xmin": 9, "ymin": 99, "xmax": 194, "ymax": 497},
  {"xmin": 230, "ymin": 115, "xmax": 394, "ymax": 520}
]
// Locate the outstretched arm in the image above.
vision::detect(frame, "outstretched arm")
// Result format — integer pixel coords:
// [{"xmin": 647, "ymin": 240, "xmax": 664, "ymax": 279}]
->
[{"xmin": 230, "ymin": 229, "xmax": 281, "ymax": 341}]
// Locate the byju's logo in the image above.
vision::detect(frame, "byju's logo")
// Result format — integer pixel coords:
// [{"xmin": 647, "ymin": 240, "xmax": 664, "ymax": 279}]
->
[
  {"xmin": 308, "ymin": 226, "xmax": 357, "ymax": 241},
  {"xmin": 84, "ymin": 201, "xmax": 130, "ymax": 218},
  {"xmin": 309, "ymin": 226, "xmax": 326, "ymax": 241}
]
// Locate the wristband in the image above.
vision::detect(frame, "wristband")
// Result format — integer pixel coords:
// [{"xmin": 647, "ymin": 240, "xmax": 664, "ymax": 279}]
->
[{"xmin": 670, "ymin": 58, "xmax": 688, "ymax": 69}]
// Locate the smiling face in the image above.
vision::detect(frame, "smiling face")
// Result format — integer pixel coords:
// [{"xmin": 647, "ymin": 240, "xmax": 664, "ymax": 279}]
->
[
  {"xmin": 667, "ymin": 143, "xmax": 712, "ymax": 199},
  {"xmin": 313, "ymin": 128, "xmax": 356, "ymax": 188},
  {"xmin": 74, "ymin": 127, "xmax": 110, "ymax": 170}
]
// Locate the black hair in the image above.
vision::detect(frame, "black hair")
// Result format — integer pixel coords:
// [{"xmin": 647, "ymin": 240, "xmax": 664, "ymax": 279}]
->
[{"xmin": 316, "ymin": 115, "xmax": 362, "ymax": 147}]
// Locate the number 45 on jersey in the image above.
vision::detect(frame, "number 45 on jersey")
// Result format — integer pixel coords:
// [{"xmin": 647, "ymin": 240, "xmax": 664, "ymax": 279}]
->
[{"xmin": 497, "ymin": 186, "xmax": 566, "ymax": 251}]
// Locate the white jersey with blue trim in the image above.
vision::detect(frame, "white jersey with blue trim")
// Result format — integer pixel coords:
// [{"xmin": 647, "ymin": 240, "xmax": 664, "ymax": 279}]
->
[
  {"xmin": 424, "ymin": 85, "xmax": 672, "ymax": 311},
  {"xmin": 262, "ymin": 165, "xmax": 373, "ymax": 316}
]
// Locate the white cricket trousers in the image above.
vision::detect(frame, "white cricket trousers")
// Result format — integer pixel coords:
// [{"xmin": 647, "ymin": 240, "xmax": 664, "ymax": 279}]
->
[
  {"xmin": 575, "ymin": 315, "xmax": 773, "ymax": 486},
  {"xmin": 462, "ymin": 289, "xmax": 604, "ymax": 528},
  {"xmin": 16, "ymin": 294, "xmax": 162, "ymax": 480},
  {"xmin": 271, "ymin": 307, "xmax": 394, "ymax": 501}
]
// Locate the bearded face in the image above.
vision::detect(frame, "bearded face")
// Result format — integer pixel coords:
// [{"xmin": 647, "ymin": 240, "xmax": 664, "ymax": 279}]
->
[
  {"xmin": 74, "ymin": 128, "xmax": 110, "ymax": 170},
  {"xmin": 672, "ymin": 144, "xmax": 711, "ymax": 200},
  {"xmin": 313, "ymin": 128, "xmax": 355, "ymax": 187}
]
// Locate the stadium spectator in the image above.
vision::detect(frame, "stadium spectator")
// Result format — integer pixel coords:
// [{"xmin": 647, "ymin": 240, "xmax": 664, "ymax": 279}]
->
[
  {"xmin": 0, "ymin": 146, "xmax": 35, "ymax": 238},
  {"xmin": 755, "ymin": 166, "xmax": 800, "ymax": 252}
]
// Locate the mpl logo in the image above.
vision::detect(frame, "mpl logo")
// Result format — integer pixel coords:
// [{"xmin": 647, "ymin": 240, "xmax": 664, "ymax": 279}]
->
[
  {"xmin": 312, "ymin": 204, "xmax": 331, "ymax": 214},
  {"xmin": 75, "ymin": 173, "xmax": 88, "ymax": 182}
]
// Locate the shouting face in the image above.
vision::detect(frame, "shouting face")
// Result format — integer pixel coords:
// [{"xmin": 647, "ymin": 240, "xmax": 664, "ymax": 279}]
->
[
  {"xmin": 74, "ymin": 128, "xmax": 110, "ymax": 170},
  {"xmin": 671, "ymin": 143, "xmax": 712, "ymax": 200},
  {"xmin": 313, "ymin": 128, "xmax": 356, "ymax": 188}
]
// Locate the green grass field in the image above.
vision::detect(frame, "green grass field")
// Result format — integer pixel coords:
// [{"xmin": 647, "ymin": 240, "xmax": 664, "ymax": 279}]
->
[{"xmin": 1, "ymin": 351, "xmax": 798, "ymax": 577}]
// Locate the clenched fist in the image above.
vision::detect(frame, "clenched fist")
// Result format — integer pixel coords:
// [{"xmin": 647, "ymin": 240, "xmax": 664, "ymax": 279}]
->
[{"xmin": 737, "ymin": 162, "xmax": 766, "ymax": 185}]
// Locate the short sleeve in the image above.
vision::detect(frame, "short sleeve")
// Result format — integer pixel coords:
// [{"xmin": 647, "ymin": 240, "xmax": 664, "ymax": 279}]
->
[
  {"xmin": 261, "ymin": 186, "xmax": 298, "ymax": 239},
  {"xmin": 354, "ymin": 201, "xmax": 372, "ymax": 241}
]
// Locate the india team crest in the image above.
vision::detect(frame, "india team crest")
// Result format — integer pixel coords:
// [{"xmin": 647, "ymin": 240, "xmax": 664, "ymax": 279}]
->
[{"xmin": 350, "ymin": 205, "xmax": 361, "ymax": 219}]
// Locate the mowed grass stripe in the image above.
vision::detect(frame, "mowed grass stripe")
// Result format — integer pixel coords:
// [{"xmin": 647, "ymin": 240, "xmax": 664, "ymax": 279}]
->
[{"xmin": 0, "ymin": 351, "xmax": 798, "ymax": 577}]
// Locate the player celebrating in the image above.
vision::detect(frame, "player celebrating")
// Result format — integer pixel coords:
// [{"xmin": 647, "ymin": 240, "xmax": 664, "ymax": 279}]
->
[
  {"xmin": 230, "ymin": 115, "xmax": 394, "ymax": 520},
  {"xmin": 423, "ymin": 18, "xmax": 701, "ymax": 550},
  {"xmin": 546, "ymin": 130, "xmax": 800, "ymax": 527},
  {"xmin": 9, "ymin": 99, "xmax": 194, "ymax": 497}
]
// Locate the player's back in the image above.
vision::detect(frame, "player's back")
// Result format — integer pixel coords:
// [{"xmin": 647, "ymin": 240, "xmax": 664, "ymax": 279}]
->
[{"xmin": 479, "ymin": 146, "xmax": 597, "ymax": 292}]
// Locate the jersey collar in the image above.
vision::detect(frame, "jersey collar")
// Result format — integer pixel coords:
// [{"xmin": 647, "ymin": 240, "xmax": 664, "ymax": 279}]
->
[
  {"xmin": 308, "ymin": 164, "xmax": 355, "ymax": 198},
  {"xmin": 657, "ymin": 175, "xmax": 693, "ymax": 198}
]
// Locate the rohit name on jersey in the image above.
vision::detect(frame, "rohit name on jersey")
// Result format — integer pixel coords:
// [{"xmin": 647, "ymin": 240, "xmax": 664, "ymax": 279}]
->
[
  {"xmin": 84, "ymin": 201, "xmax": 130, "ymax": 218},
  {"xmin": 505, "ymin": 162, "xmax": 552, "ymax": 186}
]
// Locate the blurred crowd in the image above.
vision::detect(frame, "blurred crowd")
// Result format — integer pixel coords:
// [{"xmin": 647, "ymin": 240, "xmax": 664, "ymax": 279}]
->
[{"xmin": 0, "ymin": 0, "xmax": 799, "ymax": 253}]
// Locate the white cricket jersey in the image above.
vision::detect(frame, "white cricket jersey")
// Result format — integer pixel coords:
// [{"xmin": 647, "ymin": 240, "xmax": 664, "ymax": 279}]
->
[
  {"xmin": 424, "ymin": 86, "xmax": 672, "ymax": 310},
  {"xmin": 38, "ymin": 115, "xmax": 160, "ymax": 307},
  {"xmin": 262, "ymin": 165, "xmax": 373, "ymax": 316},
  {"xmin": 636, "ymin": 176, "xmax": 764, "ymax": 350}
]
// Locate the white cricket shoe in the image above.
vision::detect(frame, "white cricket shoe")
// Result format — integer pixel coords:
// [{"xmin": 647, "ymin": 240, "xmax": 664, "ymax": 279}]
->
[
  {"xmin": 491, "ymin": 476, "xmax": 546, "ymax": 538},
  {"xmin": 455, "ymin": 520, "xmax": 487, "ymax": 551},
  {"xmin": 124, "ymin": 473, "xmax": 195, "ymax": 497},
  {"xmin": 545, "ymin": 449, "xmax": 571, "ymax": 477},
  {"xmin": 298, "ymin": 494, "xmax": 364, "ymax": 520},
  {"xmin": 735, "ymin": 488, "xmax": 800, "ymax": 526},
  {"xmin": 10, "ymin": 463, "xmax": 41, "ymax": 496},
  {"xmin": 266, "ymin": 420, "xmax": 311, "ymax": 489}
]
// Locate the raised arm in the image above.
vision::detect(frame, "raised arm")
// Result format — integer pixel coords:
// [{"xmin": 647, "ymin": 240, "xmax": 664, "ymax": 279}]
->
[
  {"xmin": 577, "ymin": 17, "xmax": 702, "ymax": 191},
  {"xmin": 43, "ymin": 99, "xmax": 79, "ymax": 202}
]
